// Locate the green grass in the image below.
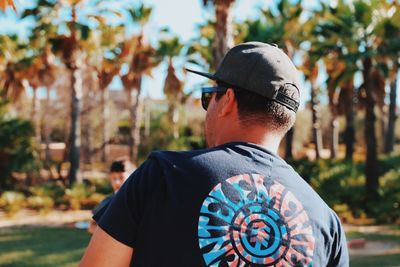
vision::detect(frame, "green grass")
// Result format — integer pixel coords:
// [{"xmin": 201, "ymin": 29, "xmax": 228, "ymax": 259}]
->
[
  {"xmin": 347, "ymin": 231, "xmax": 400, "ymax": 244},
  {"xmin": 351, "ymin": 254, "xmax": 400, "ymax": 267},
  {"xmin": 349, "ymin": 231, "xmax": 400, "ymax": 267},
  {"xmin": 1, "ymin": 226, "xmax": 400, "ymax": 266},
  {"xmin": 0, "ymin": 226, "xmax": 91, "ymax": 267}
]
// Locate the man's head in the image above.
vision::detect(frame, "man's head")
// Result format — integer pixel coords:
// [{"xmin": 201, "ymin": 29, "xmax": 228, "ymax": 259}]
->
[
  {"xmin": 187, "ymin": 42, "xmax": 300, "ymax": 148},
  {"xmin": 109, "ymin": 158, "xmax": 135, "ymax": 192}
]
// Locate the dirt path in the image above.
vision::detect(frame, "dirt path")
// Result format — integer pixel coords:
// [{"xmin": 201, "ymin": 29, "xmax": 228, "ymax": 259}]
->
[
  {"xmin": 0, "ymin": 209, "xmax": 92, "ymax": 228},
  {"xmin": 345, "ymin": 224, "xmax": 400, "ymax": 257},
  {"xmin": 349, "ymin": 241, "xmax": 400, "ymax": 257}
]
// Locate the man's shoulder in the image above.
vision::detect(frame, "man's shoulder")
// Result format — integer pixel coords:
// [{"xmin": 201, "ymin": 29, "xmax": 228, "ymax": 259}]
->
[
  {"xmin": 148, "ymin": 142, "xmax": 279, "ymax": 163},
  {"xmin": 147, "ymin": 146, "xmax": 227, "ymax": 165}
]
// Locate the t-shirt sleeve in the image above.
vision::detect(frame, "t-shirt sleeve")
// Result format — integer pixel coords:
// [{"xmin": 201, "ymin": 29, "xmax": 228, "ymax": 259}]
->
[
  {"xmin": 328, "ymin": 211, "xmax": 349, "ymax": 267},
  {"xmin": 92, "ymin": 194, "xmax": 114, "ymax": 216},
  {"xmin": 95, "ymin": 156, "xmax": 162, "ymax": 248}
]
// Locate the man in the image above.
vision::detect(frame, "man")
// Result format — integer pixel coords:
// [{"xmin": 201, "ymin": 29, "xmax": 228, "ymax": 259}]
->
[
  {"xmin": 88, "ymin": 158, "xmax": 135, "ymax": 234},
  {"xmin": 80, "ymin": 42, "xmax": 348, "ymax": 267}
]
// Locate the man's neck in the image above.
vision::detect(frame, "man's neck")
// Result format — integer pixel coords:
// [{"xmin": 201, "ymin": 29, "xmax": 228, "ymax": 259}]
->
[{"xmin": 214, "ymin": 124, "xmax": 282, "ymax": 154}]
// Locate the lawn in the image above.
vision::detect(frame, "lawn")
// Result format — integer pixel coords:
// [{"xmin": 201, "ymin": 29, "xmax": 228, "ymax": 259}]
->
[
  {"xmin": 351, "ymin": 254, "xmax": 400, "ymax": 267},
  {"xmin": 0, "ymin": 226, "xmax": 400, "ymax": 266},
  {"xmin": 0, "ymin": 226, "xmax": 91, "ymax": 267},
  {"xmin": 348, "ymin": 230, "xmax": 400, "ymax": 267}
]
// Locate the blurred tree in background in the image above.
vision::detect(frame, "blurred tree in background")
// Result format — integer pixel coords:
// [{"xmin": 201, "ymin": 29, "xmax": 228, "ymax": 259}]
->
[
  {"xmin": 158, "ymin": 33, "xmax": 185, "ymax": 139},
  {"xmin": 0, "ymin": 0, "xmax": 15, "ymax": 11},
  {"xmin": 244, "ymin": 0, "xmax": 306, "ymax": 159},
  {"xmin": 0, "ymin": 98, "xmax": 38, "ymax": 190},
  {"xmin": 0, "ymin": 0, "xmax": 400, "ymax": 222}
]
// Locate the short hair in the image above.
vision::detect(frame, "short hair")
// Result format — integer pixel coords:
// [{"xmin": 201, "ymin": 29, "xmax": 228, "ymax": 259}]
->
[
  {"xmin": 215, "ymin": 83, "xmax": 298, "ymax": 134},
  {"xmin": 110, "ymin": 157, "xmax": 135, "ymax": 173}
]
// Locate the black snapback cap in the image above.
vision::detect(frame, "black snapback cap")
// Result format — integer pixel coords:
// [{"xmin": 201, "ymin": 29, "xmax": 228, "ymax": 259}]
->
[{"xmin": 186, "ymin": 42, "xmax": 300, "ymax": 112}]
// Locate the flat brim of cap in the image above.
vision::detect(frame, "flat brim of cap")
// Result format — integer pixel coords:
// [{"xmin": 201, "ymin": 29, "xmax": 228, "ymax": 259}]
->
[{"xmin": 185, "ymin": 68, "xmax": 217, "ymax": 80}]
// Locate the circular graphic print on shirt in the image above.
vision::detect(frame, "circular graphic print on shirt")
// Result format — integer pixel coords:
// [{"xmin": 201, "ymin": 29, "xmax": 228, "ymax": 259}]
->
[{"xmin": 198, "ymin": 174, "xmax": 315, "ymax": 266}]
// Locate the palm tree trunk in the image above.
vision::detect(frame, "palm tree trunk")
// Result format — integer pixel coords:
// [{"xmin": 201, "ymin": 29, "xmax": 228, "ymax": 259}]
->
[
  {"xmin": 31, "ymin": 87, "xmax": 41, "ymax": 145},
  {"xmin": 144, "ymin": 96, "xmax": 151, "ymax": 138},
  {"xmin": 81, "ymin": 90, "xmax": 92, "ymax": 168},
  {"xmin": 344, "ymin": 110, "xmax": 355, "ymax": 160},
  {"xmin": 44, "ymin": 87, "xmax": 52, "ymax": 165},
  {"xmin": 212, "ymin": 0, "xmax": 234, "ymax": 70},
  {"xmin": 172, "ymin": 105, "xmax": 179, "ymax": 139},
  {"xmin": 384, "ymin": 64, "xmax": 398, "ymax": 153},
  {"xmin": 129, "ymin": 77, "xmax": 143, "ymax": 164},
  {"xmin": 380, "ymin": 106, "xmax": 388, "ymax": 152},
  {"xmin": 67, "ymin": 5, "xmax": 82, "ymax": 185},
  {"xmin": 167, "ymin": 101, "xmax": 180, "ymax": 139},
  {"xmin": 363, "ymin": 57, "xmax": 379, "ymax": 200},
  {"xmin": 311, "ymin": 80, "xmax": 323, "ymax": 159},
  {"xmin": 101, "ymin": 87, "xmax": 110, "ymax": 162},
  {"xmin": 344, "ymin": 82, "xmax": 356, "ymax": 160},
  {"xmin": 330, "ymin": 115, "xmax": 339, "ymax": 159},
  {"xmin": 67, "ymin": 65, "xmax": 82, "ymax": 185}
]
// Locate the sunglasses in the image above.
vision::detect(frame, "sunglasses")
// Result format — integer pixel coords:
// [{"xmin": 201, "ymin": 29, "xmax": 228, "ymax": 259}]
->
[{"xmin": 201, "ymin": 86, "xmax": 228, "ymax": 111}]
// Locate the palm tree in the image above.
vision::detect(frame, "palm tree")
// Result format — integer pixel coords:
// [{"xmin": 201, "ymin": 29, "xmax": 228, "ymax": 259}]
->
[
  {"xmin": 46, "ymin": 0, "xmax": 86, "ymax": 185},
  {"xmin": 121, "ymin": 39, "xmax": 159, "ymax": 164},
  {"xmin": 0, "ymin": 38, "xmax": 47, "ymax": 155},
  {"xmin": 23, "ymin": 4, "xmax": 61, "ymax": 164},
  {"xmin": 0, "ymin": 35, "xmax": 29, "ymax": 102},
  {"xmin": 187, "ymin": 18, "xmax": 247, "ymax": 72},
  {"xmin": 0, "ymin": 0, "xmax": 15, "ymax": 11},
  {"xmin": 243, "ymin": 0, "xmax": 303, "ymax": 159},
  {"xmin": 157, "ymin": 35, "xmax": 185, "ymax": 138},
  {"xmin": 385, "ymin": 62, "xmax": 399, "ymax": 153},
  {"xmin": 22, "ymin": 0, "xmax": 120, "ymax": 184},
  {"xmin": 338, "ymin": 78, "xmax": 357, "ymax": 160},
  {"xmin": 316, "ymin": 0, "xmax": 388, "ymax": 197},
  {"xmin": 121, "ymin": 4, "xmax": 160, "ymax": 164},
  {"xmin": 301, "ymin": 55, "xmax": 323, "ymax": 159},
  {"xmin": 22, "ymin": 0, "xmax": 86, "ymax": 184},
  {"xmin": 82, "ymin": 22, "xmax": 125, "ymax": 163},
  {"xmin": 309, "ymin": 0, "xmax": 366, "ymax": 161},
  {"xmin": 121, "ymin": 4, "xmax": 159, "ymax": 163},
  {"xmin": 202, "ymin": 0, "xmax": 236, "ymax": 69},
  {"xmin": 25, "ymin": 53, "xmax": 57, "ymax": 145},
  {"xmin": 97, "ymin": 57, "xmax": 122, "ymax": 162},
  {"xmin": 378, "ymin": 3, "xmax": 400, "ymax": 153},
  {"xmin": 187, "ymin": 21, "xmax": 215, "ymax": 73},
  {"xmin": 97, "ymin": 26, "xmax": 125, "ymax": 163},
  {"xmin": 349, "ymin": 0, "xmax": 387, "ymax": 200}
]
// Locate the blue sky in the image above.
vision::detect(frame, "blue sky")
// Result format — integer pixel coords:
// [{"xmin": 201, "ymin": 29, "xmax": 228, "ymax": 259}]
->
[{"xmin": 0, "ymin": 0, "xmax": 399, "ymax": 109}]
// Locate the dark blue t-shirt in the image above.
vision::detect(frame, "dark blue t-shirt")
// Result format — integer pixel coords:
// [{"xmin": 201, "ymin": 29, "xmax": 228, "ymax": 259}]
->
[{"xmin": 94, "ymin": 142, "xmax": 348, "ymax": 267}]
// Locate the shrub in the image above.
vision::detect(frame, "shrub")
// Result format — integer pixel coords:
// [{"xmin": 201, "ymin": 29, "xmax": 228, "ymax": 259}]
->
[
  {"xmin": 29, "ymin": 182, "xmax": 66, "ymax": 205},
  {"xmin": 65, "ymin": 182, "xmax": 94, "ymax": 210},
  {"xmin": 0, "ymin": 99, "xmax": 39, "ymax": 190},
  {"xmin": 81, "ymin": 193, "xmax": 106, "ymax": 209},
  {"xmin": 370, "ymin": 169, "xmax": 400, "ymax": 223},
  {"xmin": 26, "ymin": 196, "xmax": 54, "ymax": 213},
  {"xmin": 0, "ymin": 191, "xmax": 26, "ymax": 215},
  {"xmin": 292, "ymin": 154, "xmax": 400, "ymax": 224},
  {"xmin": 90, "ymin": 178, "xmax": 113, "ymax": 195}
]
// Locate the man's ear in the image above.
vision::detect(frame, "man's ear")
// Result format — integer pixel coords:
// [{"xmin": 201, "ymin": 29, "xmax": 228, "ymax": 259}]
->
[{"xmin": 218, "ymin": 88, "xmax": 236, "ymax": 117}]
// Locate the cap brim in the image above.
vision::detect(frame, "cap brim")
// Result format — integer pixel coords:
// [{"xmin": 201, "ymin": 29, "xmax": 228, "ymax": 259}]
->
[{"xmin": 185, "ymin": 68, "xmax": 217, "ymax": 80}]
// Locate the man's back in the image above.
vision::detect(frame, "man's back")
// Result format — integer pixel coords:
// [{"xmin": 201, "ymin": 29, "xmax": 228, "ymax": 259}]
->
[{"xmin": 95, "ymin": 142, "xmax": 348, "ymax": 267}]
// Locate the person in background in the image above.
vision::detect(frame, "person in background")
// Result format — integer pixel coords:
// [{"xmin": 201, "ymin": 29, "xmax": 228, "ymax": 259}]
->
[{"xmin": 88, "ymin": 157, "xmax": 135, "ymax": 234}]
